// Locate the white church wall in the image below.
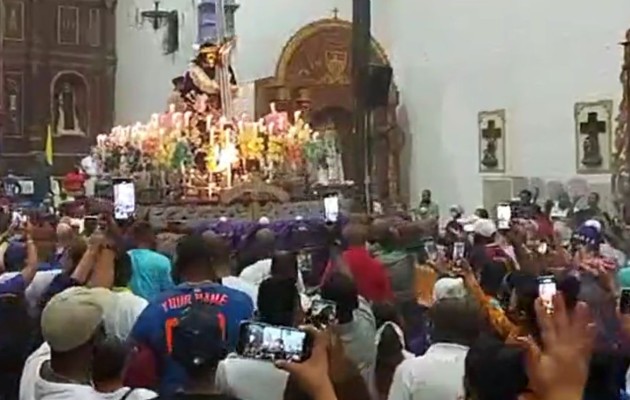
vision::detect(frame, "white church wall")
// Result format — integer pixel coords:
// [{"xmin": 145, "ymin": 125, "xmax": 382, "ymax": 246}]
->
[
  {"xmin": 388, "ymin": 0, "xmax": 627, "ymax": 214},
  {"xmin": 115, "ymin": 0, "xmax": 198, "ymax": 125}
]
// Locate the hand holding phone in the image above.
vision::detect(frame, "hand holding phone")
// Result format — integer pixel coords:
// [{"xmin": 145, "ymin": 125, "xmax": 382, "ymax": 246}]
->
[
  {"xmin": 453, "ymin": 242, "xmax": 465, "ymax": 260},
  {"xmin": 236, "ymin": 321, "xmax": 312, "ymax": 362},
  {"xmin": 497, "ymin": 204, "xmax": 511, "ymax": 230},
  {"xmin": 538, "ymin": 275, "xmax": 557, "ymax": 313}
]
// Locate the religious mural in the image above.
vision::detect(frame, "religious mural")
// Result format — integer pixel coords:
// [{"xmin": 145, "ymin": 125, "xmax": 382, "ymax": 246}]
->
[
  {"xmin": 478, "ymin": 109, "xmax": 507, "ymax": 173},
  {"xmin": 51, "ymin": 73, "xmax": 88, "ymax": 135},
  {"xmin": 574, "ymin": 100, "xmax": 613, "ymax": 174}
]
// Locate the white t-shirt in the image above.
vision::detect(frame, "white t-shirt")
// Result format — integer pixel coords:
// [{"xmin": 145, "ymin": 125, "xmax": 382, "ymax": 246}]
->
[
  {"xmin": 222, "ymin": 276, "xmax": 258, "ymax": 308},
  {"xmin": 387, "ymin": 343, "xmax": 469, "ymax": 400},
  {"xmin": 239, "ymin": 259, "xmax": 306, "ymax": 293},
  {"xmin": 20, "ymin": 344, "xmax": 157, "ymax": 400},
  {"xmin": 19, "ymin": 343, "xmax": 100, "ymax": 400},
  {"xmin": 103, "ymin": 291, "xmax": 148, "ymax": 341},
  {"xmin": 97, "ymin": 387, "xmax": 156, "ymax": 400},
  {"xmin": 216, "ymin": 354, "xmax": 289, "ymax": 400}
]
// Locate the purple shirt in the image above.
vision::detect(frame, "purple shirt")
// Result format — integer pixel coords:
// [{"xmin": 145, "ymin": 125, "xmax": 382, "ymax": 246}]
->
[{"xmin": 0, "ymin": 275, "xmax": 26, "ymax": 295}]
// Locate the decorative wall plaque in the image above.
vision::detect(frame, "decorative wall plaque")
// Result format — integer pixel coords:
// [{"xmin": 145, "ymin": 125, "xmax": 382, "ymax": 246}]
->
[
  {"xmin": 478, "ymin": 109, "xmax": 507, "ymax": 173},
  {"xmin": 3, "ymin": 1, "xmax": 25, "ymax": 41},
  {"xmin": 4, "ymin": 72, "xmax": 24, "ymax": 136},
  {"xmin": 57, "ymin": 6, "xmax": 80, "ymax": 45},
  {"xmin": 574, "ymin": 100, "xmax": 613, "ymax": 174},
  {"xmin": 87, "ymin": 9, "xmax": 102, "ymax": 47}
]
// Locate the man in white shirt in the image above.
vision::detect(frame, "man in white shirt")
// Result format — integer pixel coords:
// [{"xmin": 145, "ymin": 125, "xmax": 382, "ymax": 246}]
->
[
  {"xmin": 387, "ymin": 298, "xmax": 481, "ymax": 400},
  {"xmin": 81, "ymin": 148, "xmax": 99, "ymax": 197},
  {"xmin": 20, "ymin": 287, "xmax": 114, "ymax": 400},
  {"xmin": 216, "ymin": 277, "xmax": 300, "ymax": 400}
]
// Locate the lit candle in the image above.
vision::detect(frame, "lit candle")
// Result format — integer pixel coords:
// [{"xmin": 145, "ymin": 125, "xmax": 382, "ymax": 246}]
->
[
  {"xmin": 206, "ymin": 115, "xmax": 213, "ymax": 133},
  {"xmin": 184, "ymin": 111, "xmax": 192, "ymax": 127}
]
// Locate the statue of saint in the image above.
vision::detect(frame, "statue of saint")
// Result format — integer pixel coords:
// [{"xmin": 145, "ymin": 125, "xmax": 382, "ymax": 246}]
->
[
  {"xmin": 322, "ymin": 123, "xmax": 344, "ymax": 183},
  {"xmin": 182, "ymin": 42, "xmax": 237, "ymax": 112},
  {"xmin": 55, "ymin": 82, "xmax": 84, "ymax": 135}
]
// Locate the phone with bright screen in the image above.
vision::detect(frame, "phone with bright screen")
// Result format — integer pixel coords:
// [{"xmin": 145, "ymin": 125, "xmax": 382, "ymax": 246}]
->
[
  {"xmin": 308, "ymin": 299, "xmax": 338, "ymax": 328},
  {"xmin": 324, "ymin": 195, "xmax": 339, "ymax": 222},
  {"xmin": 453, "ymin": 242, "xmax": 465, "ymax": 260},
  {"xmin": 113, "ymin": 179, "xmax": 136, "ymax": 220},
  {"xmin": 424, "ymin": 240, "xmax": 438, "ymax": 262},
  {"xmin": 538, "ymin": 275, "xmax": 557, "ymax": 312},
  {"xmin": 621, "ymin": 288, "xmax": 630, "ymax": 314},
  {"xmin": 236, "ymin": 321, "xmax": 312, "ymax": 362},
  {"xmin": 497, "ymin": 204, "xmax": 511, "ymax": 230}
]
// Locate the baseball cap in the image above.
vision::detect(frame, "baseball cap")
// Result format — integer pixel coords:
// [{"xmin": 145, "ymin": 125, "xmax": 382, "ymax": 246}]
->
[
  {"xmin": 171, "ymin": 302, "xmax": 227, "ymax": 371},
  {"xmin": 41, "ymin": 287, "xmax": 114, "ymax": 352},
  {"xmin": 473, "ymin": 219, "xmax": 497, "ymax": 238},
  {"xmin": 432, "ymin": 277, "xmax": 467, "ymax": 302}
]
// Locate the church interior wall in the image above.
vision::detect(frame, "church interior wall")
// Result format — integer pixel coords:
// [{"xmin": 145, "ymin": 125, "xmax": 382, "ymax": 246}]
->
[
  {"xmin": 115, "ymin": 0, "xmax": 628, "ymax": 214},
  {"xmin": 387, "ymin": 0, "xmax": 627, "ymax": 214}
]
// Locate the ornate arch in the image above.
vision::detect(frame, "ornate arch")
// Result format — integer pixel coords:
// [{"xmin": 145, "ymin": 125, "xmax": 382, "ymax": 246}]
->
[{"xmin": 274, "ymin": 18, "xmax": 391, "ymax": 85}]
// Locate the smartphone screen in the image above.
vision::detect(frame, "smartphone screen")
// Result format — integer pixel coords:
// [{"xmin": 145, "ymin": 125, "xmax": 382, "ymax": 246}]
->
[
  {"xmin": 297, "ymin": 252, "xmax": 312, "ymax": 273},
  {"xmin": 453, "ymin": 242, "xmax": 465, "ymax": 260},
  {"xmin": 497, "ymin": 204, "xmax": 511, "ymax": 230},
  {"xmin": 309, "ymin": 299, "xmax": 338, "ymax": 327},
  {"xmin": 237, "ymin": 322, "xmax": 311, "ymax": 362},
  {"xmin": 324, "ymin": 195, "xmax": 339, "ymax": 222},
  {"xmin": 113, "ymin": 179, "xmax": 136, "ymax": 220},
  {"xmin": 424, "ymin": 240, "xmax": 438, "ymax": 262},
  {"xmin": 620, "ymin": 288, "xmax": 630, "ymax": 314},
  {"xmin": 538, "ymin": 275, "xmax": 557, "ymax": 312}
]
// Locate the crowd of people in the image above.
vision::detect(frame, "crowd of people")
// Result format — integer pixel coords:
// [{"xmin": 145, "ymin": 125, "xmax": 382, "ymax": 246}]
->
[{"xmin": 0, "ymin": 187, "xmax": 626, "ymax": 400}]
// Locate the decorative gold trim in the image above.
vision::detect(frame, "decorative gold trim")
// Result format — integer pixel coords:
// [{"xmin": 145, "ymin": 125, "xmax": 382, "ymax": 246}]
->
[
  {"xmin": 574, "ymin": 99, "xmax": 614, "ymax": 175},
  {"xmin": 274, "ymin": 18, "xmax": 390, "ymax": 84},
  {"xmin": 49, "ymin": 70, "xmax": 91, "ymax": 136},
  {"xmin": 3, "ymin": 0, "xmax": 24, "ymax": 42},
  {"xmin": 57, "ymin": 6, "xmax": 80, "ymax": 45}
]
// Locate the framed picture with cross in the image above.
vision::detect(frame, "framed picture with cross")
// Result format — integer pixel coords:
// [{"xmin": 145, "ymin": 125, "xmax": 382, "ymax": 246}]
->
[
  {"xmin": 574, "ymin": 100, "xmax": 613, "ymax": 174},
  {"xmin": 478, "ymin": 109, "xmax": 507, "ymax": 173}
]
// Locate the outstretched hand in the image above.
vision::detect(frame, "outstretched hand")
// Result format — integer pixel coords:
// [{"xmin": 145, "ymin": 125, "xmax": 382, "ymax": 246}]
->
[
  {"xmin": 519, "ymin": 294, "xmax": 595, "ymax": 400},
  {"xmin": 275, "ymin": 327, "xmax": 336, "ymax": 400}
]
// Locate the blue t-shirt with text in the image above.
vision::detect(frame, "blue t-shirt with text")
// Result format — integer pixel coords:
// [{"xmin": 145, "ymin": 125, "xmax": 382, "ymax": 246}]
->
[{"xmin": 130, "ymin": 282, "xmax": 254, "ymax": 395}]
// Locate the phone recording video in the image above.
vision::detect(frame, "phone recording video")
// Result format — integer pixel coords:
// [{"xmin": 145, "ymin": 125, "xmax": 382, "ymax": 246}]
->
[
  {"xmin": 497, "ymin": 204, "xmax": 511, "ymax": 230},
  {"xmin": 620, "ymin": 288, "xmax": 630, "ymax": 314},
  {"xmin": 424, "ymin": 240, "xmax": 438, "ymax": 262},
  {"xmin": 452, "ymin": 241, "xmax": 465, "ymax": 260},
  {"xmin": 113, "ymin": 179, "xmax": 136, "ymax": 221},
  {"xmin": 324, "ymin": 195, "xmax": 339, "ymax": 222},
  {"xmin": 308, "ymin": 299, "xmax": 338, "ymax": 328},
  {"xmin": 297, "ymin": 252, "xmax": 313, "ymax": 273},
  {"xmin": 237, "ymin": 322, "xmax": 311, "ymax": 362},
  {"xmin": 538, "ymin": 275, "xmax": 557, "ymax": 312}
]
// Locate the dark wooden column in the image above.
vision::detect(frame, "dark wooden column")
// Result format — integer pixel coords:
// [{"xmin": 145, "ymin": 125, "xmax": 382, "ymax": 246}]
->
[{"xmin": 352, "ymin": 0, "xmax": 371, "ymax": 210}]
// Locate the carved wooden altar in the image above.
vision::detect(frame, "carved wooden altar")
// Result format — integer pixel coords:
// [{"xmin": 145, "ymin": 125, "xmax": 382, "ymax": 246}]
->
[
  {"xmin": 254, "ymin": 17, "xmax": 405, "ymax": 205},
  {"xmin": 0, "ymin": 0, "xmax": 117, "ymax": 175}
]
